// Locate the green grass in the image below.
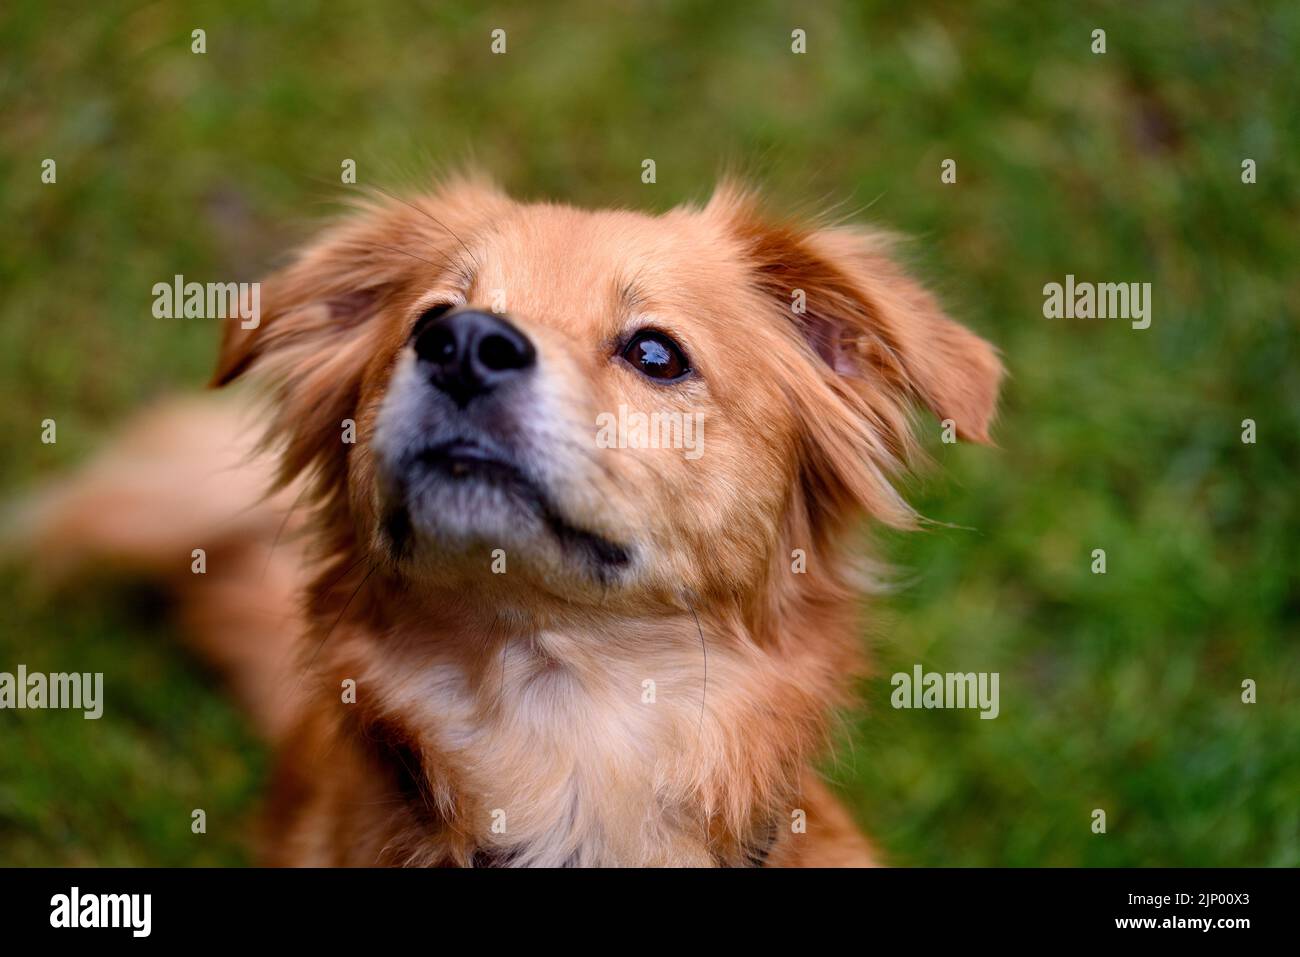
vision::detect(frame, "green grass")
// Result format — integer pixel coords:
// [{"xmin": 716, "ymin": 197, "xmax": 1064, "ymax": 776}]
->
[{"xmin": 1, "ymin": 0, "xmax": 1297, "ymax": 865}]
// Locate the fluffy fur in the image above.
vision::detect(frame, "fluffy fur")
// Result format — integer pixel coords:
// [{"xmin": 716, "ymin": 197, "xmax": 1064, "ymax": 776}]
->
[{"xmin": 13, "ymin": 176, "xmax": 1002, "ymax": 866}]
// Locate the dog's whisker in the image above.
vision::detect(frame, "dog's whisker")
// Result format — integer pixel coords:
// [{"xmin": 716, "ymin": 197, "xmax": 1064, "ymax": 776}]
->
[
  {"xmin": 353, "ymin": 240, "xmax": 463, "ymax": 275},
  {"xmin": 292, "ymin": 558, "xmax": 377, "ymax": 697},
  {"xmin": 367, "ymin": 184, "xmax": 483, "ymax": 273},
  {"xmin": 261, "ymin": 482, "xmax": 311, "ymax": 581},
  {"xmin": 688, "ymin": 603, "xmax": 709, "ymax": 751}
]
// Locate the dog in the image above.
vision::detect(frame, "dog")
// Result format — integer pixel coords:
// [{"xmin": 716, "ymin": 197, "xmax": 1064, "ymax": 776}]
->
[{"xmin": 12, "ymin": 175, "xmax": 1002, "ymax": 866}]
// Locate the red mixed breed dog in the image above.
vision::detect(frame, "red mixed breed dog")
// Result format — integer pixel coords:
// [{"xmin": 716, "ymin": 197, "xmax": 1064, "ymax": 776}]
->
[{"xmin": 19, "ymin": 176, "xmax": 1002, "ymax": 866}]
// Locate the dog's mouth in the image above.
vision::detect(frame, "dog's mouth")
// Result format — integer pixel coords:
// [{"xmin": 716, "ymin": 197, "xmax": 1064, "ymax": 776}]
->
[
  {"xmin": 384, "ymin": 438, "xmax": 631, "ymax": 573},
  {"xmin": 413, "ymin": 439, "xmax": 533, "ymax": 487}
]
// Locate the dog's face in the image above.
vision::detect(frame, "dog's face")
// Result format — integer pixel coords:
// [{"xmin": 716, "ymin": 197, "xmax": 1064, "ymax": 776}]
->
[
  {"xmin": 215, "ymin": 179, "xmax": 1002, "ymax": 612},
  {"xmin": 365, "ymin": 202, "xmax": 796, "ymax": 601}
]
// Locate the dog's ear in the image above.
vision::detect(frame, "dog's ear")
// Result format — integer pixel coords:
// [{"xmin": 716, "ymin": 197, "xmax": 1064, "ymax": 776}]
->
[
  {"xmin": 210, "ymin": 177, "xmax": 508, "ymax": 486},
  {"xmin": 210, "ymin": 236, "xmax": 394, "ymax": 390},
  {"xmin": 213, "ymin": 177, "xmax": 507, "ymax": 388},
  {"xmin": 795, "ymin": 225, "xmax": 1004, "ymax": 444},
  {"xmin": 710, "ymin": 184, "xmax": 1003, "ymax": 528},
  {"xmin": 713, "ymin": 187, "xmax": 1002, "ymax": 445}
]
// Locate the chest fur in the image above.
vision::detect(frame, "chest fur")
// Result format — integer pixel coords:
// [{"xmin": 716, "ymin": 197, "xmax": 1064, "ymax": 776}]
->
[{"xmin": 354, "ymin": 632, "xmax": 725, "ymax": 866}]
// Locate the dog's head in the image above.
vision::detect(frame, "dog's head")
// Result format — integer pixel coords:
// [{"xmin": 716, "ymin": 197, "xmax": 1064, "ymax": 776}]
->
[{"xmin": 214, "ymin": 177, "xmax": 1002, "ymax": 616}]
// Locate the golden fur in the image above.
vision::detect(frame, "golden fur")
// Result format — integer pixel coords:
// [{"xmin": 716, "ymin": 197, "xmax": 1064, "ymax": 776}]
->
[{"xmin": 14, "ymin": 177, "xmax": 1002, "ymax": 866}]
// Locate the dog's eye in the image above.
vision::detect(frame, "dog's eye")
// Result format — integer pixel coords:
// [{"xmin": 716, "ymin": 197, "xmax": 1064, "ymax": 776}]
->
[{"xmin": 620, "ymin": 330, "xmax": 689, "ymax": 382}]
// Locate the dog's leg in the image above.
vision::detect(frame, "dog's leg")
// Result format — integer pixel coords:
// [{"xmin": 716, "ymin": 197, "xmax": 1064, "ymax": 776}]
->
[{"xmin": 4, "ymin": 395, "xmax": 309, "ymax": 741}]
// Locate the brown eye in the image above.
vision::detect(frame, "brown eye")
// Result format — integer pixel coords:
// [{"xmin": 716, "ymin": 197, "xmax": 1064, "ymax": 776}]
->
[{"xmin": 620, "ymin": 330, "xmax": 690, "ymax": 382}]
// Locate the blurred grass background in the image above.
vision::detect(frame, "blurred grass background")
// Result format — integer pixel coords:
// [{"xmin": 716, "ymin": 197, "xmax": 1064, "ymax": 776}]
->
[{"xmin": 1, "ymin": 0, "xmax": 1297, "ymax": 865}]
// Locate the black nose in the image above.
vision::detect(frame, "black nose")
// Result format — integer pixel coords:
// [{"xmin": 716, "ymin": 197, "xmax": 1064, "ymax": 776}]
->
[{"xmin": 412, "ymin": 309, "xmax": 536, "ymax": 406}]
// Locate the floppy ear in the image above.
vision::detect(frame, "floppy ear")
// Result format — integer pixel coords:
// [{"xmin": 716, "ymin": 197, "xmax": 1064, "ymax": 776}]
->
[
  {"xmin": 718, "ymin": 192, "xmax": 1003, "ymax": 444},
  {"xmin": 210, "ymin": 237, "xmax": 396, "ymax": 390},
  {"xmin": 210, "ymin": 177, "xmax": 508, "ymax": 487},
  {"xmin": 710, "ymin": 185, "xmax": 1003, "ymax": 529},
  {"xmin": 213, "ymin": 177, "xmax": 508, "ymax": 387},
  {"xmin": 799, "ymin": 225, "xmax": 1004, "ymax": 444}
]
